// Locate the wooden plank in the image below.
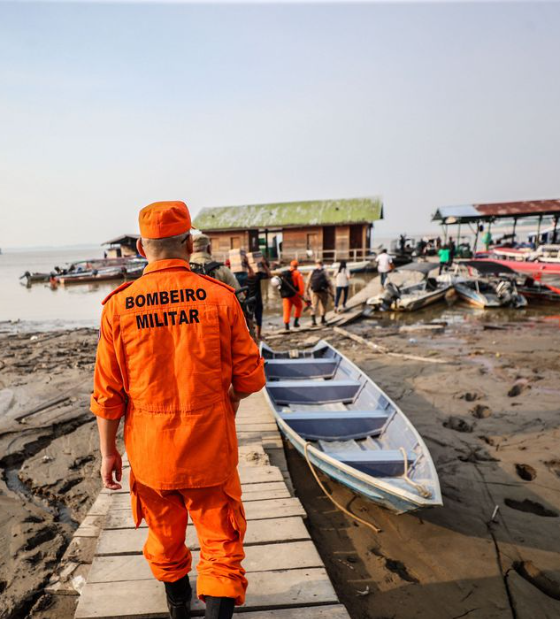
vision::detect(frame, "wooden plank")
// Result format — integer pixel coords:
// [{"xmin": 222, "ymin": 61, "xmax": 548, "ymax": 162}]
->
[
  {"xmin": 235, "ymin": 605, "xmax": 350, "ymax": 619},
  {"xmin": 74, "ymin": 515, "xmax": 105, "ymax": 538},
  {"xmin": 96, "ymin": 517, "xmax": 310, "ymax": 556},
  {"xmin": 87, "ymin": 494, "xmax": 113, "ymax": 516},
  {"xmin": 88, "ymin": 541, "xmax": 324, "ymax": 583},
  {"xmin": 75, "ymin": 568, "xmax": 338, "ymax": 618},
  {"xmin": 239, "ymin": 466, "xmax": 284, "ymax": 484},
  {"xmin": 333, "ymin": 326, "xmax": 452, "ymax": 365},
  {"xmin": 106, "ymin": 497, "xmax": 305, "ymax": 529},
  {"xmin": 235, "ymin": 423, "xmax": 278, "ymax": 432},
  {"xmin": 102, "ymin": 465, "xmax": 285, "ymax": 495},
  {"xmin": 107, "ymin": 483, "xmax": 291, "ymax": 511},
  {"xmin": 242, "ymin": 488, "xmax": 292, "ymax": 502}
]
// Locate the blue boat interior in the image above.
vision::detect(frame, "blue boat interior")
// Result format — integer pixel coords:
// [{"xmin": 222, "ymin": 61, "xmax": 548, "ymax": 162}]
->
[{"xmin": 262, "ymin": 341, "xmax": 434, "ymax": 486}]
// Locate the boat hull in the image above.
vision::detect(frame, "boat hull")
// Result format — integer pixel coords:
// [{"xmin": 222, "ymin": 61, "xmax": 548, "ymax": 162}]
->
[
  {"xmin": 398, "ymin": 285, "xmax": 452, "ymax": 311},
  {"xmin": 261, "ymin": 341, "xmax": 442, "ymax": 514}
]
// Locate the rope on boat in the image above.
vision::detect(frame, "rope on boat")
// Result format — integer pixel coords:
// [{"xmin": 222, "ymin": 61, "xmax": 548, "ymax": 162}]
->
[
  {"xmin": 399, "ymin": 447, "xmax": 432, "ymax": 499},
  {"xmin": 303, "ymin": 442, "xmax": 382, "ymax": 534}
]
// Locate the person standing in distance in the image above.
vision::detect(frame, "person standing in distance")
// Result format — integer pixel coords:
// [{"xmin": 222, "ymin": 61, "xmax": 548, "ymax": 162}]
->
[
  {"xmin": 91, "ymin": 201, "xmax": 265, "ymax": 619},
  {"xmin": 307, "ymin": 260, "xmax": 333, "ymax": 326},
  {"xmin": 375, "ymin": 248, "xmax": 394, "ymax": 287}
]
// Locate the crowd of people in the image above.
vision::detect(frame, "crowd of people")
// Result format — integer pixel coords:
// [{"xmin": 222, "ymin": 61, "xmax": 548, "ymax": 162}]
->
[{"xmin": 187, "ymin": 236, "xmax": 358, "ymax": 337}]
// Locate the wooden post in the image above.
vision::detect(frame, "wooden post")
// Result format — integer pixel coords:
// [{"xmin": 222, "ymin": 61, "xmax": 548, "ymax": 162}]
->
[
  {"xmin": 473, "ymin": 223, "xmax": 480, "ymax": 254},
  {"xmin": 535, "ymin": 215, "xmax": 543, "ymax": 247},
  {"xmin": 512, "ymin": 217, "xmax": 518, "ymax": 242}
]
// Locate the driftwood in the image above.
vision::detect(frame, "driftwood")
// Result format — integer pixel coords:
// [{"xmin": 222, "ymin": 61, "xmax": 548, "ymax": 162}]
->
[
  {"xmin": 333, "ymin": 327, "xmax": 453, "ymax": 365},
  {"xmin": 327, "ymin": 307, "xmax": 364, "ymax": 327}
]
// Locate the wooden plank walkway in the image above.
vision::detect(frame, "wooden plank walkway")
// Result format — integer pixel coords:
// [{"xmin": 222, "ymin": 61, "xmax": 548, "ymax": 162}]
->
[{"xmin": 74, "ymin": 391, "xmax": 349, "ymax": 619}]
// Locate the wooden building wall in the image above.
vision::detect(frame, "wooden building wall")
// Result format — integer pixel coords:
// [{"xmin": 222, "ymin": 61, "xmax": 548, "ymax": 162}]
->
[
  {"xmin": 202, "ymin": 223, "xmax": 371, "ymax": 263},
  {"xmin": 282, "ymin": 227, "xmax": 323, "ymax": 260},
  {"xmin": 206, "ymin": 231, "xmax": 250, "ymax": 260}
]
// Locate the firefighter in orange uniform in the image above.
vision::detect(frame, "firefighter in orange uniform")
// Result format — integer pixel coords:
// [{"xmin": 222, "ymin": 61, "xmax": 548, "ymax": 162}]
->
[
  {"xmin": 281, "ymin": 260, "xmax": 305, "ymax": 330},
  {"xmin": 91, "ymin": 201, "xmax": 266, "ymax": 619}
]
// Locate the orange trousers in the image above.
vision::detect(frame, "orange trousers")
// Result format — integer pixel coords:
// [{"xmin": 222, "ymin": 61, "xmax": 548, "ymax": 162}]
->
[
  {"xmin": 282, "ymin": 295, "xmax": 303, "ymax": 324},
  {"xmin": 130, "ymin": 470, "xmax": 247, "ymax": 605}
]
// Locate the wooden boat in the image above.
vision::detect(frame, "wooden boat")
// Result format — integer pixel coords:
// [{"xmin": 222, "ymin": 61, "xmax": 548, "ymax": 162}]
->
[
  {"xmin": 367, "ymin": 262, "xmax": 452, "ymax": 311},
  {"xmin": 261, "ymin": 341, "xmax": 442, "ymax": 514},
  {"xmin": 55, "ymin": 268, "xmax": 126, "ymax": 285},
  {"xmin": 54, "ymin": 259, "xmax": 146, "ymax": 285},
  {"xmin": 19, "ymin": 271, "xmax": 53, "ymax": 285}
]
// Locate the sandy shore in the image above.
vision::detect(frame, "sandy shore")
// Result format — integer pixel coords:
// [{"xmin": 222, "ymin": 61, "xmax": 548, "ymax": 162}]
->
[
  {"xmin": 0, "ymin": 329, "xmax": 102, "ymax": 618},
  {"xmin": 1, "ymin": 309, "xmax": 559, "ymax": 618},
  {"xmin": 278, "ymin": 311, "xmax": 560, "ymax": 618}
]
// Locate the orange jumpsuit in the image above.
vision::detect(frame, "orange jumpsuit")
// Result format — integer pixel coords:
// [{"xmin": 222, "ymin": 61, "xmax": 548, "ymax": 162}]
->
[
  {"xmin": 91, "ymin": 258, "xmax": 265, "ymax": 605},
  {"xmin": 282, "ymin": 268, "xmax": 305, "ymax": 324}
]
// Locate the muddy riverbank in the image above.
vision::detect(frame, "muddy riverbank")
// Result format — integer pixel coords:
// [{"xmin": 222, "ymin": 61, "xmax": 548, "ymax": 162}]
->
[
  {"xmin": 279, "ymin": 313, "xmax": 560, "ymax": 618},
  {"xmin": 1, "ymin": 309, "xmax": 560, "ymax": 618},
  {"xmin": 0, "ymin": 329, "xmax": 102, "ymax": 618}
]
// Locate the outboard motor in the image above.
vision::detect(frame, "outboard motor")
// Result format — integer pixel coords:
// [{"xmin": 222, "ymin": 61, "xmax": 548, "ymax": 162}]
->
[
  {"xmin": 379, "ymin": 282, "xmax": 401, "ymax": 311},
  {"xmin": 496, "ymin": 279, "xmax": 514, "ymax": 306}
]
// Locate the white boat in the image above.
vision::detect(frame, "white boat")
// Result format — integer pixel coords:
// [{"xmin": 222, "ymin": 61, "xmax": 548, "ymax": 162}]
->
[
  {"xmin": 367, "ymin": 262, "xmax": 452, "ymax": 311},
  {"xmin": 442, "ymin": 262, "xmax": 528, "ymax": 309},
  {"xmin": 261, "ymin": 340, "xmax": 442, "ymax": 514}
]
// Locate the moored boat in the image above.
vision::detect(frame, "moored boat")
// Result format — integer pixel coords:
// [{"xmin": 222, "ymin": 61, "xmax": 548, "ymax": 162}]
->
[
  {"xmin": 367, "ymin": 262, "xmax": 452, "ymax": 311},
  {"xmin": 442, "ymin": 261, "xmax": 528, "ymax": 309},
  {"xmin": 261, "ymin": 340, "xmax": 442, "ymax": 514}
]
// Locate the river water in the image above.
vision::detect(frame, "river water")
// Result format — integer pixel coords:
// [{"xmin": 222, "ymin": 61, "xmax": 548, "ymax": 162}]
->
[
  {"xmin": 1, "ymin": 248, "xmax": 558, "ymax": 333},
  {"xmin": 0, "ymin": 247, "xmax": 112, "ymax": 331}
]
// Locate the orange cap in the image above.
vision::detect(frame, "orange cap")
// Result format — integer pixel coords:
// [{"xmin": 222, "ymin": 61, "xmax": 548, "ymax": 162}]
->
[
  {"xmin": 290, "ymin": 260, "xmax": 299, "ymax": 269},
  {"xmin": 139, "ymin": 201, "xmax": 192, "ymax": 239}
]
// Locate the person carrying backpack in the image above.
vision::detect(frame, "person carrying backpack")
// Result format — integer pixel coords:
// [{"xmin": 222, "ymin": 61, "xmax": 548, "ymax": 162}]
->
[
  {"xmin": 306, "ymin": 260, "xmax": 333, "ymax": 326},
  {"xmin": 281, "ymin": 260, "xmax": 305, "ymax": 330},
  {"xmin": 190, "ymin": 234, "xmax": 240, "ymax": 289}
]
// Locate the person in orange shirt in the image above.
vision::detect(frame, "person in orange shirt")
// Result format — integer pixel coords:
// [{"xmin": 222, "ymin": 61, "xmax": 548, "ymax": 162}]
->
[
  {"xmin": 91, "ymin": 201, "xmax": 265, "ymax": 619},
  {"xmin": 281, "ymin": 260, "xmax": 305, "ymax": 330}
]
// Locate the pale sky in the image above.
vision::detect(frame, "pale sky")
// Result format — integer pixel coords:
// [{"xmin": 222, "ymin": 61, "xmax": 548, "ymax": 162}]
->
[{"xmin": 1, "ymin": 0, "xmax": 560, "ymax": 248}]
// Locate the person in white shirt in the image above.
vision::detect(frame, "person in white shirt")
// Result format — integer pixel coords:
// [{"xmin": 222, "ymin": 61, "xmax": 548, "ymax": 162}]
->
[
  {"xmin": 375, "ymin": 249, "xmax": 394, "ymax": 286},
  {"xmin": 334, "ymin": 260, "xmax": 350, "ymax": 312}
]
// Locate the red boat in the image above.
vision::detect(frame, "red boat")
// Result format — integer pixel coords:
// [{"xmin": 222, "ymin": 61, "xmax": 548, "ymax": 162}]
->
[{"xmin": 471, "ymin": 258, "xmax": 560, "ymax": 278}]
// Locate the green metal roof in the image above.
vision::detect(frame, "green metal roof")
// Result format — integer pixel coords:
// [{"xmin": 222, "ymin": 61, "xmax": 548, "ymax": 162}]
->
[{"xmin": 193, "ymin": 197, "xmax": 383, "ymax": 231}]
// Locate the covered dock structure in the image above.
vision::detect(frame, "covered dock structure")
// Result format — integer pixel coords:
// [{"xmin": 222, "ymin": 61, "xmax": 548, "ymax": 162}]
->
[
  {"xmin": 193, "ymin": 197, "xmax": 383, "ymax": 263},
  {"xmin": 102, "ymin": 234, "xmax": 140, "ymax": 258},
  {"xmin": 432, "ymin": 199, "xmax": 560, "ymax": 251}
]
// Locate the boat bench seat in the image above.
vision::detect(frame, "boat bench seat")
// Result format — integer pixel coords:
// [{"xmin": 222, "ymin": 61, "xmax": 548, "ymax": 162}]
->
[
  {"xmin": 265, "ymin": 358, "xmax": 338, "ymax": 380},
  {"xmin": 281, "ymin": 411, "xmax": 389, "ymax": 441},
  {"xmin": 321, "ymin": 449, "xmax": 416, "ymax": 477},
  {"xmin": 266, "ymin": 380, "xmax": 361, "ymax": 405}
]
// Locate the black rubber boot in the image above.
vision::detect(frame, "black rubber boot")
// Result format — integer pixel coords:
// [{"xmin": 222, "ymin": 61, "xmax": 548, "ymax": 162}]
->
[
  {"xmin": 311, "ymin": 316, "xmax": 317, "ymax": 326},
  {"xmin": 165, "ymin": 575, "xmax": 192, "ymax": 619},
  {"xmin": 294, "ymin": 317, "xmax": 300, "ymax": 328},
  {"xmin": 204, "ymin": 596, "xmax": 235, "ymax": 619},
  {"xmin": 321, "ymin": 315, "xmax": 327, "ymax": 325},
  {"xmin": 284, "ymin": 322, "xmax": 290, "ymax": 331}
]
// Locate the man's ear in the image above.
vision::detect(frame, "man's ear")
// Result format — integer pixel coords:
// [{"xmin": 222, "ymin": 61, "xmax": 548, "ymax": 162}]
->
[
  {"xmin": 137, "ymin": 238, "xmax": 147, "ymax": 258},
  {"xmin": 186, "ymin": 234, "xmax": 194, "ymax": 256}
]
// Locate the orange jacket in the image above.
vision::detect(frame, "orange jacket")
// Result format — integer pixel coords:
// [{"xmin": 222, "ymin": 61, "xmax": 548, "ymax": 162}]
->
[
  {"xmin": 290, "ymin": 268, "xmax": 305, "ymax": 297},
  {"xmin": 91, "ymin": 259, "xmax": 265, "ymax": 490}
]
